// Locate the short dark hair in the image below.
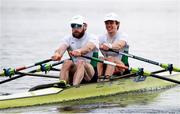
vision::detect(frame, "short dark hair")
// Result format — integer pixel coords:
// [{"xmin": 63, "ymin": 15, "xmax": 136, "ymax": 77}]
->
[{"xmin": 116, "ymin": 21, "xmax": 120, "ymax": 30}]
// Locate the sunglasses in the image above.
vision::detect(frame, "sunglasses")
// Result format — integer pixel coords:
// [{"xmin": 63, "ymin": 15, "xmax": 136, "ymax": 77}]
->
[{"xmin": 71, "ymin": 24, "xmax": 83, "ymax": 29}]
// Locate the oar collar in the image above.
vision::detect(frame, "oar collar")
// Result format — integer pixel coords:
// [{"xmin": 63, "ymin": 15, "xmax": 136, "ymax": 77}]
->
[{"xmin": 3, "ymin": 68, "xmax": 15, "ymax": 78}]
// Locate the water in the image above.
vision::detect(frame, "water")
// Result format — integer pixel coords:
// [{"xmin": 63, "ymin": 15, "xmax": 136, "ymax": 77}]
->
[{"xmin": 0, "ymin": 0, "xmax": 180, "ymax": 113}]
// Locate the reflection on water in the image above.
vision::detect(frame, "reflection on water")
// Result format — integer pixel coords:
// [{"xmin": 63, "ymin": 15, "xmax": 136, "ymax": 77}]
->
[
  {"xmin": 57, "ymin": 87, "xmax": 180, "ymax": 113},
  {"xmin": 57, "ymin": 91, "xmax": 161, "ymax": 113}
]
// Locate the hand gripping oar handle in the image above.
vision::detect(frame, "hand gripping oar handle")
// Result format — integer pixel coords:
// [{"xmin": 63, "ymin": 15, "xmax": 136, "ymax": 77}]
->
[
  {"xmin": 0, "ymin": 60, "xmax": 65, "ymax": 84},
  {"xmin": 108, "ymin": 49, "xmax": 180, "ymax": 73},
  {"xmin": 0, "ymin": 58, "xmax": 52, "ymax": 76}
]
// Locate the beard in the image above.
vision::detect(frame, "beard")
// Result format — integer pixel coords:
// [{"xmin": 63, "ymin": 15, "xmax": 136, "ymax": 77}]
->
[{"xmin": 72, "ymin": 29, "xmax": 85, "ymax": 39}]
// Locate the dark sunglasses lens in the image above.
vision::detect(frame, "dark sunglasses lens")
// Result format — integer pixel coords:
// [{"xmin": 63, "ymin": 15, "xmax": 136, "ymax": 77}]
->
[{"xmin": 71, "ymin": 24, "xmax": 82, "ymax": 28}]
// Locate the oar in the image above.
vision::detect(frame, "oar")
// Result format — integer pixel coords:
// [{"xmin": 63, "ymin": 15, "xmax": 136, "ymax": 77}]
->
[
  {"xmin": 131, "ymin": 68, "xmax": 180, "ymax": 84},
  {"xmin": 16, "ymin": 72, "xmax": 59, "ymax": 79},
  {"xmin": 107, "ymin": 69, "xmax": 166, "ymax": 81},
  {"xmin": 105, "ymin": 69, "xmax": 167, "ymax": 80},
  {"xmin": 0, "ymin": 58, "xmax": 52, "ymax": 77},
  {"xmin": 0, "ymin": 59, "xmax": 66, "ymax": 84},
  {"xmin": 107, "ymin": 49, "xmax": 180, "ymax": 73},
  {"xmin": 81, "ymin": 55, "xmax": 129, "ymax": 69},
  {"xmin": 82, "ymin": 56, "xmax": 180, "ymax": 84}
]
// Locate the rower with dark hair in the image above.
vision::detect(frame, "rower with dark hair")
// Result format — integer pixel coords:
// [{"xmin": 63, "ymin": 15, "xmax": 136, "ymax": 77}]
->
[{"xmin": 98, "ymin": 12, "xmax": 129, "ymax": 79}]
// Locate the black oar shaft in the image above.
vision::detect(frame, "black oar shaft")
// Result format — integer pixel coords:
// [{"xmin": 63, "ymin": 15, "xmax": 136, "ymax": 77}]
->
[
  {"xmin": 0, "ymin": 60, "xmax": 64, "ymax": 84},
  {"xmin": 18, "ymin": 58, "xmax": 52, "ymax": 70},
  {"xmin": 131, "ymin": 68, "xmax": 180, "ymax": 84},
  {"xmin": 150, "ymin": 74, "xmax": 180, "ymax": 84},
  {"xmin": 109, "ymin": 69, "xmax": 166, "ymax": 81},
  {"xmin": 34, "ymin": 59, "xmax": 52, "ymax": 66},
  {"xmin": 16, "ymin": 72, "xmax": 59, "ymax": 79},
  {"xmin": 109, "ymin": 49, "xmax": 160, "ymax": 66},
  {"xmin": 151, "ymin": 69, "xmax": 166, "ymax": 74},
  {"xmin": 0, "ymin": 58, "xmax": 52, "ymax": 76},
  {"xmin": 126, "ymin": 53, "xmax": 159, "ymax": 65},
  {"xmin": 108, "ymin": 49, "xmax": 180, "ymax": 72},
  {"xmin": 0, "ymin": 69, "xmax": 37, "ymax": 84}
]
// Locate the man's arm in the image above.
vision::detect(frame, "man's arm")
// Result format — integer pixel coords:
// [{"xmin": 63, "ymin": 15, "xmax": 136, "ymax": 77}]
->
[
  {"xmin": 111, "ymin": 40, "xmax": 126, "ymax": 50},
  {"xmin": 79, "ymin": 42, "xmax": 96, "ymax": 55},
  {"xmin": 100, "ymin": 40, "xmax": 126, "ymax": 51},
  {"xmin": 52, "ymin": 44, "xmax": 68, "ymax": 61},
  {"xmin": 70, "ymin": 42, "xmax": 96, "ymax": 57}
]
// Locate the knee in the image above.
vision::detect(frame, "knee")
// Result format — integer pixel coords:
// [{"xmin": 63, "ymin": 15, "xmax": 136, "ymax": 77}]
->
[
  {"xmin": 76, "ymin": 60, "xmax": 85, "ymax": 67},
  {"xmin": 62, "ymin": 60, "xmax": 73, "ymax": 68},
  {"xmin": 64, "ymin": 60, "xmax": 72, "ymax": 64}
]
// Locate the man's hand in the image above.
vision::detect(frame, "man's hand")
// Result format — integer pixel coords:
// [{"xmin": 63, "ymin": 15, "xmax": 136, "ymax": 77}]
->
[
  {"xmin": 100, "ymin": 43, "xmax": 112, "ymax": 51},
  {"xmin": 69, "ymin": 50, "xmax": 81, "ymax": 57},
  {"xmin": 51, "ymin": 53, "xmax": 62, "ymax": 61}
]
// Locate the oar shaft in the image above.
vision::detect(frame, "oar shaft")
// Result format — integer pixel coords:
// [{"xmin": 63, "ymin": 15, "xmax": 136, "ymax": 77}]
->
[
  {"xmin": 131, "ymin": 68, "xmax": 180, "ymax": 84},
  {"xmin": 16, "ymin": 72, "xmax": 59, "ymax": 79},
  {"xmin": 16, "ymin": 58, "xmax": 52, "ymax": 71},
  {"xmin": 0, "ymin": 69, "xmax": 37, "ymax": 84},
  {"xmin": 123, "ymin": 52, "xmax": 159, "ymax": 65},
  {"xmin": 34, "ymin": 59, "xmax": 52, "ymax": 66},
  {"xmin": 0, "ymin": 58, "xmax": 52, "ymax": 76},
  {"xmin": 108, "ymin": 49, "xmax": 180, "ymax": 72},
  {"xmin": 81, "ymin": 55, "xmax": 128, "ymax": 69},
  {"xmin": 150, "ymin": 74, "xmax": 180, "ymax": 84},
  {"xmin": 109, "ymin": 69, "xmax": 166, "ymax": 81},
  {"xmin": 0, "ymin": 60, "xmax": 65, "ymax": 84},
  {"xmin": 82, "ymin": 55, "xmax": 179, "ymax": 84},
  {"xmin": 109, "ymin": 49, "xmax": 160, "ymax": 65}
]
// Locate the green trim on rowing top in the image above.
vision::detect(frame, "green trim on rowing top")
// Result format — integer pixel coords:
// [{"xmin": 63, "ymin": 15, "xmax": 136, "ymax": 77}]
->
[{"xmin": 90, "ymin": 52, "xmax": 99, "ymax": 68}]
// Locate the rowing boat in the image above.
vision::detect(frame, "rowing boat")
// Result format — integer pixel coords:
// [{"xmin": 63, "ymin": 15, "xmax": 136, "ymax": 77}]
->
[
  {"xmin": 0, "ymin": 50, "xmax": 180, "ymax": 109},
  {"xmin": 0, "ymin": 72, "xmax": 180, "ymax": 109}
]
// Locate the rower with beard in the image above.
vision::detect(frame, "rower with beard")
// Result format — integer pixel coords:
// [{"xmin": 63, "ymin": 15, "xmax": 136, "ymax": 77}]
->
[{"xmin": 52, "ymin": 15, "xmax": 99, "ymax": 86}]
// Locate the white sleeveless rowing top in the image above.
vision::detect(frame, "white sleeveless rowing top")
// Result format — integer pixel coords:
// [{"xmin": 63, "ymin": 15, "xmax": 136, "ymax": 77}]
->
[
  {"xmin": 99, "ymin": 32, "xmax": 128, "ymax": 59},
  {"xmin": 60, "ymin": 32, "xmax": 99, "ymax": 62}
]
